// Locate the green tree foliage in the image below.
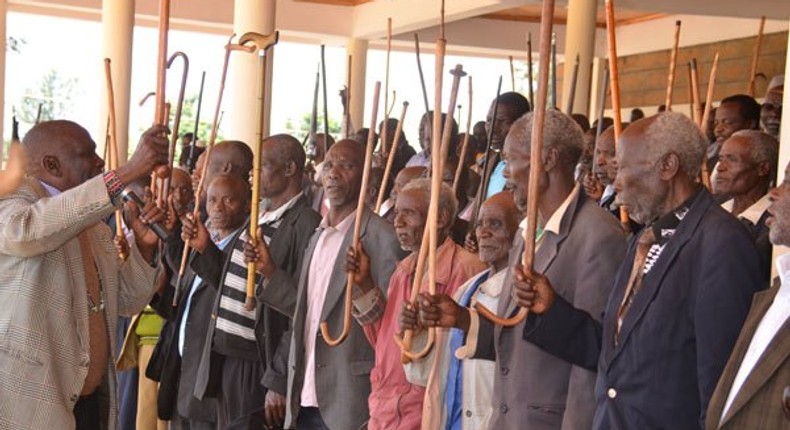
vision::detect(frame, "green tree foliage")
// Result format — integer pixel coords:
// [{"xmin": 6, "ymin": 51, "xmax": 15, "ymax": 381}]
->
[
  {"xmin": 18, "ymin": 69, "xmax": 80, "ymax": 126},
  {"xmin": 284, "ymin": 112, "xmax": 341, "ymax": 145}
]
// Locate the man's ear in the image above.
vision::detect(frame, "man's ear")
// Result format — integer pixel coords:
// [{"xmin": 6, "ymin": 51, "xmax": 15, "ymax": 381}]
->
[
  {"xmin": 757, "ymin": 160, "xmax": 772, "ymax": 178},
  {"xmin": 659, "ymin": 152, "xmax": 681, "ymax": 180},
  {"xmin": 42, "ymin": 155, "xmax": 62, "ymax": 177},
  {"xmin": 283, "ymin": 160, "xmax": 297, "ymax": 178},
  {"xmin": 543, "ymin": 146, "xmax": 559, "ymax": 172},
  {"xmin": 437, "ymin": 207, "xmax": 453, "ymax": 233},
  {"xmin": 221, "ymin": 162, "xmax": 232, "ymax": 174}
]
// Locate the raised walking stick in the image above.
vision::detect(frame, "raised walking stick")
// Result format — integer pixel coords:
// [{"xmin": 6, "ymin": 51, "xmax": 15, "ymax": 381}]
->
[
  {"xmin": 414, "ymin": 33, "xmax": 430, "ymax": 113},
  {"xmin": 160, "ymin": 52, "xmax": 189, "ymax": 208},
  {"xmin": 320, "ymin": 82, "xmax": 381, "ymax": 346},
  {"xmin": 396, "ymin": 64, "xmax": 466, "ymax": 361},
  {"xmin": 475, "ymin": 0, "xmax": 555, "ymax": 327},
  {"xmin": 343, "ymin": 55, "xmax": 352, "ymax": 139},
  {"xmin": 700, "ymin": 53, "xmax": 720, "ymax": 190},
  {"xmin": 453, "ymin": 75, "xmax": 473, "ymax": 193},
  {"xmin": 381, "ymin": 18, "xmax": 392, "ymax": 154},
  {"xmin": 690, "ymin": 59, "xmax": 702, "ymax": 126},
  {"xmin": 665, "ymin": 20, "xmax": 681, "ymax": 111},
  {"xmin": 550, "ymin": 32, "xmax": 557, "ymax": 109},
  {"xmin": 174, "ymin": 35, "xmax": 254, "ymax": 306},
  {"xmin": 187, "ymin": 71, "xmax": 206, "ymax": 173},
  {"xmin": 509, "ymin": 55, "xmax": 516, "ymax": 92},
  {"xmin": 238, "ymin": 31, "xmax": 280, "ymax": 311},
  {"xmin": 747, "ymin": 16, "xmax": 766, "ymax": 97},
  {"xmin": 375, "ymin": 101, "xmax": 409, "ymax": 213},
  {"xmin": 104, "ymin": 58, "xmax": 126, "ymax": 259},
  {"xmin": 471, "ymin": 76, "xmax": 503, "ymax": 230},
  {"xmin": 565, "ymin": 53, "xmax": 580, "ymax": 115},
  {"xmin": 321, "ymin": 44, "xmax": 330, "ymax": 146},
  {"xmin": 527, "ymin": 32, "xmax": 534, "ymax": 107}
]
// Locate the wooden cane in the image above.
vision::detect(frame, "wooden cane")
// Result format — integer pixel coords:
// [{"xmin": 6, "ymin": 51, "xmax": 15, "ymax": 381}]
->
[
  {"xmin": 414, "ymin": 33, "xmax": 430, "ymax": 114},
  {"xmin": 103, "ymin": 58, "xmax": 125, "ymax": 258},
  {"xmin": 453, "ymin": 75, "xmax": 473, "ymax": 193},
  {"xmin": 174, "ymin": 34, "xmax": 252, "ymax": 306},
  {"xmin": 154, "ymin": 0, "xmax": 170, "ymax": 126},
  {"xmin": 475, "ymin": 0, "xmax": 555, "ymax": 327},
  {"xmin": 550, "ymin": 32, "xmax": 557, "ymax": 109},
  {"xmin": 527, "ymin": 32, "xmax": 534, "ymax": 107},
  {"xmin": 160, "ymin": 52, "xmax": 189, "ymax": 208},
  {"xmin": 381, "ymin": 18, "xmax": 392, "ymax": 154},
  {"xmin": 509, "ymin": 55, "xmax": 516, "ymax": 92},
  {"xmin": 187, "ymin": 71, "xmax": 206, "ymax": 173},
  {"xmin": 690, "ymin": 59, "xmax": 703, "ymax": 126},
  {"xmin": 321, "ymin": 45, "xmax": 330, "ymax": 148},
  {"xmin": 396, "ymin": 64, "xmax": 466, "ymax": 362},
  {"xmin": 687, "ymin": 62, "xmax": 695, "ymax": 123},
  {"xmin": 665, "ymin": 20, "xmax": 681, "ymax": 111},
  {"xmin": 565, "ymin": 53, "xmax": 580, "ymax": 115},
  {"xmin": 700, "ymin": 52, "xmax": 720, "ymax": 190},
  {"xmin": 375, "ymin": 102, "xmax": 409, "ymax": 213},
  {"xmin": 238, "ymin": 31, "xmax": 280, "ymax": 311},
  {"xmin": 747, "ymin": 16, "xmax": 766, "ymax": 97},
  {"xmin": 320, "ymin": 82, "xmax": 381, "ymax": 346}
]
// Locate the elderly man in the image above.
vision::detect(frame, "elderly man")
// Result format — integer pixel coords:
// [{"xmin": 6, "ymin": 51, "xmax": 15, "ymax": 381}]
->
[
  {"xmin": 710, "ymin": 94, "xmax": 761, "ymax": 170},
  {"xmin": 515, "ymin": 112, "xmax": 763, "ymax": 429},
  {"xmin": 421, "ymin": 110, "xmax": 627, "ymax": 430},
  {"xmin": 482, "ymin": 92, "xmax": 531, "ymax": 198},
  {"xmin": 401, "ymin": 192, "xmax": 520, "ymax": 430},
  {"xmin": 716, "ymin": 130, "xmax": 778, "ymax": 281},
  {"xmin": 251, "ymin": 139, "xmax": 403, "ymax": 429},
  {"xmin": 190, "ymin": 140, "xmax": 253, "ymax": 205},
  {"xmin": 0, "ymin": 120, "xmax": 169, "ymax": 429},
  {"xmin": 346, "ymin": 178, "xmax": 484, "ymax": 430},
  {"xmin": 760, "ymin": 76, "xmax": 783, "ymax": 139},
  {"xmin": 705, "ymin": 160, "xmax": 790, "ymax": 430},
  {"xmin": 378, "ymin": 166, "xmax": 426, "ymax": 222}
]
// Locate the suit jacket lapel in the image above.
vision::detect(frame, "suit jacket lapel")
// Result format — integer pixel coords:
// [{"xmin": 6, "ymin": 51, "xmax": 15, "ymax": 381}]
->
[
  {"xmin": 320, "ymin": 209, "xmax": 369, "ymax": 322},
  {"xmin": 719, "ymin": 286, "xmax": 790, "ymax": 427},
  {"xmin": 607, "ymin": 190, "xmax": 711, "ymax": 368}
]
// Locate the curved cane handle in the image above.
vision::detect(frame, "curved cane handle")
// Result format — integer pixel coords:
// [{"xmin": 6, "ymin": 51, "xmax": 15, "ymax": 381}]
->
[
  {"xmin": 238, "ymin": 31, "xmax": 280, "ymax": 52},
  {"xmin": 394, "ymin": 327, "xmax": 435, "ymax": 362},
  {"xmin": 319, "ymin": 276, "xmax": 354, "ymax": 346},
  {"xmin": 475, "ymin": 303, "xmax": 528, "ymax": 327}
]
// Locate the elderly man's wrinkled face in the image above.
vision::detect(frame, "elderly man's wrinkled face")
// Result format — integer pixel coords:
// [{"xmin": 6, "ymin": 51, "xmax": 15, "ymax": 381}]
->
[
  {"xmin": 393, "ymin": 188, "xmax": 428, "ymax": 252},
  {"xmin": 594, "ymin": 128, "xmax": 617, "ymax": 186},
  {"xmin": 322, "ymin": 141, "xmax": 363, "ymax": 210},
  {"xmin": 767, "ymin": 163, "xmax": 790, "ymax": 246},
  {"xmin": 169, "ymin": 168, "xmax": 194, "ymax": 217},
  {"xmin": 613, "ymin": 121, "xmax": 669, "ymax": 225},
  {"xmin": 476, "ymin": 200, "xmax": 514, "ymax": 265},
  {"xmin": 715, "ymin": 135, "xmax": 765, "ymax": 197},
  {"xmin": 486, "ymin": 102, "xmax": 518, "ymax": 150},
  {"xmin": 502, "ymin": 132, "xmax": 531, "ymax": 213},
  {"xmin": 761, "ymin": 89, "xmax": 783, "ymax": 138}
]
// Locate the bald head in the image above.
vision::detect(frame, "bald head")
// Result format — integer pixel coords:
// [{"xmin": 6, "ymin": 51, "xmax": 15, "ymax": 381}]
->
[
  {"xmin": 211, "ymin": 140, "xmax": 253, "ymax": 181},
  {"xmin": 391, "ymin": 166, "xmax": 426, "ymax": 202},
  {"xmin": 263, "ymin": 134, "xmax": 306, "ymax": 174},
  {"xmin": 23, "ymin": 120, "xmax": 104, "ymax": 191}
]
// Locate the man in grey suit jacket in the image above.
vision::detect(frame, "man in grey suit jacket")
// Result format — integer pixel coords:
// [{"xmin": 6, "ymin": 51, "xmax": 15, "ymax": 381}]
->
[
  {"xmin": 421, "ymin": 111, "xmax": 626, "ymax": 430},
  {"xmin": 705, "ymin": 160, "xmax": 790, "ymax": 430},
  {"xmin": 0, "ymin": 120, "xmax": 170, "ymax": 430},
  {"xmin": 252, "ymin": 140, "xmax": 404, "ymax": 429}
]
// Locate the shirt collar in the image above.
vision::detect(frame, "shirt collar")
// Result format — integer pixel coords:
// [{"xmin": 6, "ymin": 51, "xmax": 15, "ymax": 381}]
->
[
  {"xmin": 721, "ymin": 194, "xmax": 771, "ymax": 225},
  {"xmin": 600, "ymin": 184, "xmax": 616, "ymax": 205},
  {"xmin": 318, "ymin": 209, "xmax": 356, "ymax": 234},
  {"xmin": 517, "ymin": 184, "xmax": 580, "ymax": 233},
  {"xmin": 259, "ymin": 192, "xmax": 303, "ymax": 225},
  {"xmin": 398, "ymin": 236, "xmax": 458, "ymax": 286},
  {"xmin": 214, "ymin": 227, "xmax": 241, "ymax": 249},
  {"xmin": 650, "ymin": 187, "xmax": 702, "ymax": 246},
  {"xmin": 38, "ymin": 180, "xmax": 61, "ymax": 197}
]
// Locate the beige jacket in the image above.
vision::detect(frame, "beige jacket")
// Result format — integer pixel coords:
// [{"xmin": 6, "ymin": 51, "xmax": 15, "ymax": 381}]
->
[{"xmin": 0, "ymin": 176, "xmax": 159, "ymax": 430}]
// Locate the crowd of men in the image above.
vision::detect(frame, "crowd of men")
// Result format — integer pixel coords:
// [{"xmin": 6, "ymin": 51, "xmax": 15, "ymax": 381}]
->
[{"xmin": 0, "ymin": 66, "xmax": 786, "ymax": 430}]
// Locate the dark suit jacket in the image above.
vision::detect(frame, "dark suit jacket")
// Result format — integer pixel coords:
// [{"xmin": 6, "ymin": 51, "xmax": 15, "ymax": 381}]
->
[
  {"xmin": 193, "ymin": 196, "xmax": 321, "ymax": 400},
  {"xmin": 268, "ymin": 207, "xmax": 403, "ymax": 430},
  {"xmin": 706, "ymin": 280, "xmax": 790, "ymax": 430},
  {"xmin": 474, "ymin": 189, "xmax": 627, "ymax": 430},
  {"xmin": 524, "ymin": 189, "xmax": 764, "ymax": 430}
]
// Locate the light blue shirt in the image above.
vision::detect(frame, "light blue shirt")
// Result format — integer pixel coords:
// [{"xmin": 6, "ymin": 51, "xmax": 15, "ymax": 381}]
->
[
  {"xmin": 178, "ymin": 231, "xmax": 236, "ymax": 356},
  {"xmin": 485, "ymin": 160, "xmax": 506, "ymax": 198}
]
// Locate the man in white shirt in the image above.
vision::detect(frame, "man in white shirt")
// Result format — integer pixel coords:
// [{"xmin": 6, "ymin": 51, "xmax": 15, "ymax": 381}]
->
[{"xmin": 705, "ymin": 160, "xmax": 790, "ymax": 430}]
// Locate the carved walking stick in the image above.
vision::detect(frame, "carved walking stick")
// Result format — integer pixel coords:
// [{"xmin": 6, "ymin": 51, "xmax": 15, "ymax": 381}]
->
[
  {"xmin": 453, "ymin": 75, "xmax": 473, "ymax": 193},
  {"xmin": 375, "ymin": 101, "xmax": 409, "ymax": 213},
  {"xmin": 103, "ymin": 59, "xmax": 126, "ymax": 259},
  {"xmin": 665, "ymin": 20, "xmax": 681, "ymax": 111}
]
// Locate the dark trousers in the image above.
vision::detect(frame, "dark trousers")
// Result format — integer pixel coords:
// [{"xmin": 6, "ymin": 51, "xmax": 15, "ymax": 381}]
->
[
  {"xmin": 74, "ymin": 392, "xmax": 101, "ymax": 430},
  {"xmin": 170, "ymin": 414, "xmax": 215, "ymax": 430},
  {"xmin": 296, "ymin": 407, "xmax": 331, "ymax": 430},
  {"xmin": 218, "ymin": 355, "xmax": 267, "ymax": 425}
]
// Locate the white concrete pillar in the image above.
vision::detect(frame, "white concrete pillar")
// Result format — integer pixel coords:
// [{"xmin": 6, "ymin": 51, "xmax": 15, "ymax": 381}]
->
[
  {"xmin": 98, "ymin": 0, "xmax": 134, "ymax": 164},
  {"xmin": 346, "ymin": 38, "xmax": 368, "ymax": 134},
  {"xmin": 587, "ymin": 57, "xmax": 606, "ymax": 122},
  {"xmin": 562, "ymin": 0, "xmax": 597, "ymax": 115},
  {"xmin": 771, "ymin": 20, "xmax": 790, "ymax": 275},
  {"xmin": 227, "ymin": 0, "xmax": 276, "ymax": 146},
  {"xmin": 0, "ymin": 0, "xmax": 7, "ymax": 152}
]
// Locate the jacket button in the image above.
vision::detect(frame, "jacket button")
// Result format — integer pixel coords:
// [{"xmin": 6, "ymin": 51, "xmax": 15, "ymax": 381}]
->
[
  {"xmin": 500, "ymin": 366, "xmax": 509, "ymax": 375},
  {"xmin": 70, "ymin": 395, "xmax": 79, "ymax": 403},
  {"xmin": 607, "ymin": 388, "xmax": 617, "ymax": 399},
  {"xmin": 500, "ymin": 404, "xmax": 508, "ymax": 414},
  {"xmin": 465, "ymin": 410, "xmax": 472, "ymax": 417}
]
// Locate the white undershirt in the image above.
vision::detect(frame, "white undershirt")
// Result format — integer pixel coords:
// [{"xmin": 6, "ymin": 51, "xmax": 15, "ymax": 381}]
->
[{"xmin": 721, "ymin": 253, "xmax": 790, "ymax": 419}]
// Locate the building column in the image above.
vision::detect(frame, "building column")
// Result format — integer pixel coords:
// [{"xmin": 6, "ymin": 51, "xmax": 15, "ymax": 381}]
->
[
  {"xmin": 771, "ymin": 19, "xmax": 790, "ymax": 274},
  {"xmin": 227, "ymin": 0, "xmax": 275, "ymax": 146},
  {"xmin": 1, "ymin": 0, "xmax": 7, "ymax": 155},
  {"xmin": 98, "ymin": 0, "xmax": 134, "ymax": 164},
  {"xmin": 587, "ymin": 56, "xmax": 607, "ymax": 121},
  {"xmin": 562, "ymin": 0, "xmax": 597, "ymax": 115},
  {"xmin": 346, "ymin": 38, "xmax": 368, "ymax": 134}
]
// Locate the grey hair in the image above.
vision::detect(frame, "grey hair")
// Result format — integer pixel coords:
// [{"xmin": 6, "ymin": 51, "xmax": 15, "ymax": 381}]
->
[
  {"xmin": 640, "ymin": 112, "xmax": 707, "ymax": 178},
  {"xmin": 730, "ymin": 129, "xmax": 779, "ymax": 173},
  {"xmin": 507, "ymin": 110, "xmax": 585, "ymax": 169},
  {"xmin": 402, "ymin": 177, "xmax": 458, "ymax": 224}
]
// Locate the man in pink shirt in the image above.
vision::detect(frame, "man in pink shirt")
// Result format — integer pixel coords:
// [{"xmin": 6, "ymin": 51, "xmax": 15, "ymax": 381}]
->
[{"xmin": 347, "ymin": 178, "xmax": 485, "ymax": 430}]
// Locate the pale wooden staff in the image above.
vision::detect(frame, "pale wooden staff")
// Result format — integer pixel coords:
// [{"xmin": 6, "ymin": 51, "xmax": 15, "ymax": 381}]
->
[
  {"xmin": 747, "ymin": 16, "xmax": 766, "ymax": 97},
  {"xmin": 173, "ymin": 34, "xmax": 254, "ymax": 305},
  {"xmin": 690, "ymin": 59, "xmax": 702, "ymax": 124},
  {"xmin": 414, "ymin": 33, "xmax": 430, "ymax": 113},
  {"xmin": 550, "ymin": 32, "xmax": 557, "ymax": 109},
  {"xmin": 664, "ymin": 20, "xmax": 681, "ymax": 111},
  {"xmin": 700, "ymin": 52, "xmax": 720, "ymax": 190},
  {"xmin": 321, "ymin": 45, "xmax": 330, "ymax": 147},
  {"xmin": 527, "ymin": 32, "xmax": 534, "ymax": 107},
  {"xmin": 381, "ymin": 18, "xmax": 392, "ymax": 154},
  {"xmin": 343, "ymin": 54, "xmax": 352, "ymax": 139},
  {"xmin": 375, "ymin": 101, "xmax": 409, "ymax": 213},
  {"xmin": 475, "ymin": 0, "xmax": 555, "ymax": 327},
  {"xmin": 103, "ymin": 58, "xmax": 125, "ymax": 259},
  {"xmin": 238, "ymin": 31, "xmax": 280, "ymax": 311},
  {"xmin": 396, "ymin": 64, "xmax": 466, "ymax": 361},
  {"xmin": 509, "ymin": 55, "xmax": 516, "ymax": 92},
  {"xmin": 148, "ymin": 0, "xmax": 170, "ymax": 201},
  {"xmin": 565, "ymin": 53, "xmax": 580, "ymax": 115},
  {"xmin": 687, "ymin": 62, "xmax": 695, "ymax": 123},
  {"xmin": 160, "ymin": 52, "xmax": 189, "ymax": 208},
  {"xmin": 320, "ymin": 82, "xmax": 381, "ymax": 346},
  {"xmin": 453, "ymin": 75, "xmax": 473, "ymax": 193}
]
